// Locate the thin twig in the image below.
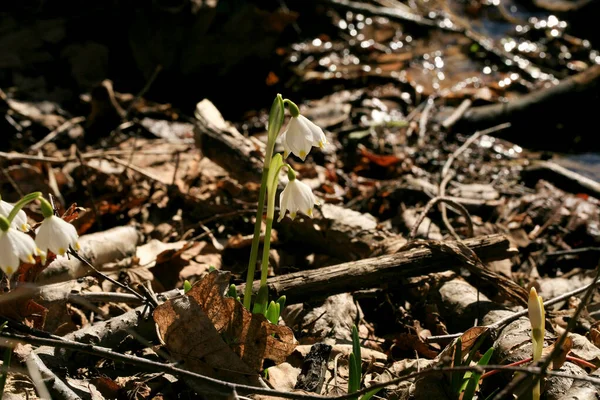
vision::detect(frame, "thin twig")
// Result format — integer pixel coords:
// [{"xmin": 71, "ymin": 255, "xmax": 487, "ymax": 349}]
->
[
  {"xmin": 0, "ymin": 163, "xmax": 24, "ymax": 198},
  {"xmin": 409, "ymin": 196, "xmax": 474, "ymax": 240},
  {"xmin": 68, "ymin": 249, "xmax": 146, "ymax": 304},
  {"xmin": 123, "ymin": 65, "xmax": 163, "ymax": 119},
  {"xmin": 74, "ymin": 147, "xmax": 101, "ymax": 228},
  {"xmin": 27, "ymin": 116, "xmax": 86, "ymax": 153},
  {"xmin": 3, "ymin": 332, "xmax": 600, "ymax": 400},
  {"xmin": 438, "ymin": 172, "xmax": 460, "ymax": 240},
  {"xmin": 441, "ymin": 99, "xmax": 472, "ymax": 129},
  {"xmin": 441, "ymin": 122, "xmax": 511, "ymax": 179}
]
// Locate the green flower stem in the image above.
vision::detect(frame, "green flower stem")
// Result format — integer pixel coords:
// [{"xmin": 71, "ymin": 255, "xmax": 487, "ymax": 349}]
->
[
  {"xmin": 0, "ymin": 216, "xmax": 9, "ymax": 232},
  {"xmin": 283, "ymin": 99, "xmax": 300, "ymax": 118},
  {"xmin": 243, "ymin": 94, "xmax": 285, "ymax": 310},
  {"xmin": 243, "ymin": 154, "xmax": 272, "ymax": 310},
  {"xmin": 6, "ymin": 192, "xmax": 41, "ymax": 223},
  {"xmin": 260, "ymin": 189, "xmax": 277, "ymax": 287},
  {"xmin": 39, "ymin": 197, "xmax": 54, "ymax": 218}
]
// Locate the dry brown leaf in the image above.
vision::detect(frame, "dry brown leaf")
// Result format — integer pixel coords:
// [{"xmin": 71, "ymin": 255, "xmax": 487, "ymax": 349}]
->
[
  {"xmin": 0, "ymin": 288, "xmax": 48, "ymax": 329},
  {"xmin": 460, "ymin": 326, "xmax": 490, "ymax": 354},
  {"xmin": 154, "ymin": 270, "xmax": 296, "ymax": 384},
  {"xmin": 542, "ymin": 336, "xmax": 573, "ymax": 370}
]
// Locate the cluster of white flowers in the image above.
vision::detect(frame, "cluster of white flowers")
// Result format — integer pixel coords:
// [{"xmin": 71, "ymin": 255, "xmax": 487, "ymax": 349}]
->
[
  {"xmin": 0, "ymin": 197, "xmax": 80, "ymax": 277},
  {"xmin": 277, "ymin": 113, "xmax": 325, "ymax": 222}
]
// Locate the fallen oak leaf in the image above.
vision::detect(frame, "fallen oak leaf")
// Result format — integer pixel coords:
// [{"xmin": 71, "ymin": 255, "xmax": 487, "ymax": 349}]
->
[{"xmin": 154, "ymin": 270, "xmax": 296, "ymax": 385}]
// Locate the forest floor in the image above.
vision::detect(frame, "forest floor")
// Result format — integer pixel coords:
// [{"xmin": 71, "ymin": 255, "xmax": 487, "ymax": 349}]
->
[{"xmin": 0, "ymin": 0, "xmax": 600, "ymax": 399}]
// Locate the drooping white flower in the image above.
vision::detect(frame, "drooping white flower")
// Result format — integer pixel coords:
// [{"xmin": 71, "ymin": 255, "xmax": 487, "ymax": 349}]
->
[
  {"xmin": 0, "ymin": 200, "xmax": 29, "ymax": 231},
  {"xmin": 0, "ymin": 228, "xmax": 44, "ymax": 276},
  {"xmin": 280, "ymin": 115, "xmax": 327, "ymax": 160},
  {"xmin": 278, "ymin": 179, "xmax": 318, "ymax": 222},
  {"xmin": 35, "ymin": 215, "xmax": 80, "ymax": 256}
]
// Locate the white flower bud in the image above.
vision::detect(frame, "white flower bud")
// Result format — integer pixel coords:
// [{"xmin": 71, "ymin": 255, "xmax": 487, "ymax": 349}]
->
[
  {"xmin": 35, "ymin": 215, "xmax": 80, "ymax": 256},
  {"xmin": 279, "ymin": 115, "xmax": 327, "ymax": 160},
  {"xmin": 278, "ymin": 179, "xmax": 318, "ymax": 222},
  {"xmin": 0, "ymin": 228, "xmax": 44, "ymax": 276}
]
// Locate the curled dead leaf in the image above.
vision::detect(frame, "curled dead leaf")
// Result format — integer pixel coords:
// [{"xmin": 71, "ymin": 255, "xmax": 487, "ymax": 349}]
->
[{"xmin": 154, "ymin": 270, "xmax": 296, "ymax": 385}]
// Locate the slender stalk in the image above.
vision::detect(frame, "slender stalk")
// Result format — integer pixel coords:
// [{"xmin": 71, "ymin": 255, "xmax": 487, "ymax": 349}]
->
[
  {"xmin": 6, "ymin": 192, "xmax": 41, "ymax": 223},
  {"xmin": 243, "ymin": 94, "xmax": 284, "ymax": 310},
  {"xmin": 243, "ymin": 149, "xmax": 273, "ymax": 309},
  {"xmin": 260, "ymin": 189, "xmax": 276, "ymax": 287}
]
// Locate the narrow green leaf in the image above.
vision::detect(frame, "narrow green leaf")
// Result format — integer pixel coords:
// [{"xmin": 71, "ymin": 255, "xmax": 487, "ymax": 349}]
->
[
  {"xmin": 462, "ymin": 347, "xmax": 494, "ymax": 400},
  {"xmin": 352, "ymin": 325, "xmax": 362, "ymax": 378},
  {"xmin": 348, "ymin": 353, "xmax": 360, "ymax": 394},
  {"xmin": 266, "ymin": 301, "xmax": 279, "ymax": 325},
  {"xmin": 267, "ymin": 94, "xmax": 285, "ymax": 142},
  {"xmin": 252, "ymin": 284, "xmax": 269, "ymax": 316},
  {"xmin": 276, "ymin": 295, "xmax": 286, "ymax": 310},
  {"xmin": 0, "ymin": 347, "xmax": 12, "ymax": 396},
  {"xmin": 227, "ymin": 284, "xmax": 237, "ymax": 298},
  {"xmin": 183, "ymin": 280, "xmax": 192, "ymax": 294},
  {"xmin": 360, "ymin": 387, "xmax": 381, "ymax": 400}
]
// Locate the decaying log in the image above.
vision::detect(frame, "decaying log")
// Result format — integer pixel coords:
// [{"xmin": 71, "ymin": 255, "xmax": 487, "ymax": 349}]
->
[
  {"xmin": 239, "ymin": 233, "xmax": 518, "ymax": 305},
  {"xmin": 35, "ymin": 226, "xmax": 142, "ymax": 285}
]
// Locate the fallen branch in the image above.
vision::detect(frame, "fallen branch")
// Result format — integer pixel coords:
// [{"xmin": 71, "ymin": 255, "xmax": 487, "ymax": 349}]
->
[
  {"xmin": 455, "ymin": 65, "xmax": 600, "ymax": 137},
  {"xmin": 25, "ymin": 351, "xmax": 82, "ymax": 400},
  {"xmin": 35, "ymin": 226, "xmax": 142, "ymax": 285},
  {"xmin": 239, "ymin": 233, "xmax": 518, "ymax": 305},
  {"xmin": 521, "ymin": 160, "xmax": 600, "ymax": 200}
]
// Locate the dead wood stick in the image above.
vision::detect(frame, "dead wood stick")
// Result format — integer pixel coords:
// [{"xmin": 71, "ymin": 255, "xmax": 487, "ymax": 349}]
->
[
  {"xmin": 25, "ymin": 352, "xmax": 82, "ymax": 400},
  {"xmin": 456, "ymin": 65, "xmax": 600, "ymax": 131},
  {"xmin": 194, "ymin": 99, "xmax": 263, "ymax": 184},
  {"xmin": 521, "ymin": 160, "xmax": 600, "ymax": 200},
  {"xmin": 238, "ymin": 233, "xmax": 513, "ymax": 305},
  {"xmin": 410, "ymin": 196, "xmax": 474, "ymax": 239},
  {"xmin": 27, "ymin": 116, "xmax": 86, "ymax": 153},
  {"xmin": 427, "ymin": 272, "xmax": 600, "ymax": 342}
]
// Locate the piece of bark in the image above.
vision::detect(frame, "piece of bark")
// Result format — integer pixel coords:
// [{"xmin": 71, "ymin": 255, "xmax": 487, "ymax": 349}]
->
[
  {"xmin": 437, "ymin": 278, "xmax": 507, "ymax": 332},
  {"xmin": 194, "ymin": 99, "xmax": 263, "ymax": 184},
  {"xmin": 294, "ymin": 343, "xmax": 332, "ymax": 393},
  {"xmin": 35, "ymin": 226, "xmax": 143, "ymax": 285},
  {"xmin": 239, "ymin": 233, "xmax": 518, "ymax": 305}
]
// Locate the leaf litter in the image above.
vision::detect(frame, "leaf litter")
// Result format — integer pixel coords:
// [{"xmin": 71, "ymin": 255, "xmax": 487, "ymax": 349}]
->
[{"xmin": 0, "ymin": 1, "xmax": 599, "ymax": 399}]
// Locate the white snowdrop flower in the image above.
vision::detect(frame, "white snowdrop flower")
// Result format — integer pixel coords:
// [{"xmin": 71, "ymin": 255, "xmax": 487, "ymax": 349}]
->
[
  {"xmin": 278, "ymin": 178, "xmax": 318, "ymax": 222},
  {"xmin": 35, "ymin": 215, "xmax": 80, "ymax": 256},
  {"xmin": 0, "ymin": 199, "xmax": 29, "ymax": 231},
  {"xmin": 280, "ymin": 115, "xmax": 327, "ymax": 160},
  {"xmin": 0, "ymin": 228, "xmax": 44, "ymax": 276}
]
